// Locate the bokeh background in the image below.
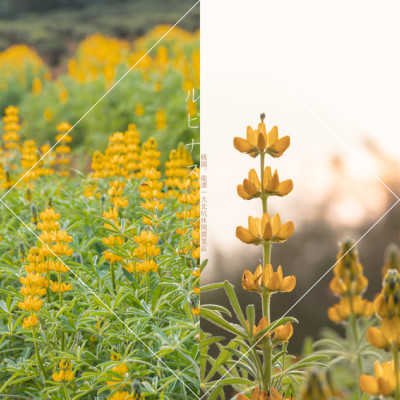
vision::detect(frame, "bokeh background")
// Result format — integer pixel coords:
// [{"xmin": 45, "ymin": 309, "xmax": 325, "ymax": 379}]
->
[{"xmin": 201, "ymin": 0, "xmax": 400, "ymax": 353}]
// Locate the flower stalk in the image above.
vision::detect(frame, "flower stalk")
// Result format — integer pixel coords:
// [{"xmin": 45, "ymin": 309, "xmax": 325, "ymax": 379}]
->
[
  {"xmin": 234, "ymin": 114, "xmax": 295, "ymax": 397},
  {"xmin": 32, "ymin": 327, "xmax": 46, "ymax": 380},
  {"xmin": 394, "ymin": 345, "xmax": 400, "ymax": 400}
]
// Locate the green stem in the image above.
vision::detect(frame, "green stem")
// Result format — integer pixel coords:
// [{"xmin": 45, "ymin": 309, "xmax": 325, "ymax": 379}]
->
[
  {"xmin": 261, "ymin": 241, "xmax": 272, "ymax": 392},
  {"xmin": 110, "ymin": 262, "xmax": 116, "ymax": 291},
  {"xmin": 32, "ymin": 327, "xmax": 46, "ymax": 380},
  {"xmin": 262, "ymin": 292, "xmax": 271, "ymax": 323},
  {"xmin": 260, "ymin": 153, "xmax": 267, "ymax": 213},
  {"xmin": 251, "ymin": 346, "xmax": 265, "ymax": 387},
  {"xmin": 349, "ymin": 301, "xmax": 363, "ymax": 375},
  {"xmin": 277, "ymin": 342, "xmax": 288, "ymax": 388},
  {"xmin": 348, "ymin": 311, "xmax": 362, "ymax": 400},
  {"xmin": 146, "ymin": 273, "xmax": 150, "ymax": 303},
  {"xmin": 58, "ymin": 272, "xmax": 63, "ymax": 308},
  {"xmin": 352, "ymin": 316, "xmax": 362, "ymax": 372},
  {"xmin": 61, "ymin": 333, "xmax": 65, "ymax": 352},
  {"xmin": 394, "ymin": 345, "xmax": 400, "ymax": 400},
  {"xmin": 63, "ymin": 382, "xmax": 70, "ymax": 400},
  {"xmin": 263, "ymin": 341, "xmax": 272, "ymax": 392},
  {"xmin": 261, "ymin": 242, "xmax": 271, "ymax": 319},
  {"xmin": 46, "ymin": 271, "xmax": 51, "ymax": 303}
]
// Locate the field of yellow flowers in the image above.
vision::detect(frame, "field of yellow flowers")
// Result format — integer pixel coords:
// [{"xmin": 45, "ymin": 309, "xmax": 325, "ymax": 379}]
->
[
  {"xmin": 201, "ymin": 115, "xmax": 400, "ymax": 400},
  {"xmin": 0, "ymin": 25, "xmax": 199, "ymax": 163},
  {"xmin": 0, "ymin": 26, "xmax": 200, "ymax": 400}
]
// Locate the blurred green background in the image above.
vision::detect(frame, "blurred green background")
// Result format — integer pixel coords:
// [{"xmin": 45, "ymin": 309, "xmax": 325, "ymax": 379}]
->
[{"xmin": 0, "ymin": 0, "xmax": 200, "ymax": 171}]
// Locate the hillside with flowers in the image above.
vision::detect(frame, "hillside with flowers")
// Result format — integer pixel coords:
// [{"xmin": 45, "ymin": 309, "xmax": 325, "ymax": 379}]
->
[
  {"xmin": 0, "ymin": 25, "xmax": 199, "ymax": 167},
  {"xmin": 0, "ymin": 24, "xmax": 200, "ymax": 400}
]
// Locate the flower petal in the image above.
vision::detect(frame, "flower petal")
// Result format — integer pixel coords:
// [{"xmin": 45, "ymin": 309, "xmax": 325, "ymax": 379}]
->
[
  {"xmin": 236, "ymin": 227, "xmax": 255, "ymax": 244},
  {"xmin": 233, "ymin": 137, "xmax": 253, "ymax": 153}
]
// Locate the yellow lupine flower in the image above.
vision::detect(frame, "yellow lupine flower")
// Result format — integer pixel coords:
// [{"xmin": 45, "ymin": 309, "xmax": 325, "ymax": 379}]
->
[
  {"xmin": 327, "ymin": 295, "xmax": 373, "ymax": 322},
  {"xmin": 107, "ymin": 362, "xmax": 128, "ymax": 387},
  {"xmin": 18, "ymin": 296, "xmax": 43, "ymax": 311},
  {"xmin": 135, "ymin": 103, "xmax": 144, "ymax": 116},
  {"xmin": 22, "ymin": 313, "xmax": 38, "ymax": 328},
  {"xmin": 59, "ymin": 88, "xmax": 68, "ymax": 103},
  {"xmin": 237, "ymin": 386, "xmax": 284, "ymax": 400},
  {"xmin": 273, "ymin": 322, "xmax": 294, "ymax": 343},
  {"xmin": 191, "ymin": 307, "xmax": 200, "ymax": 315},
  {"xmin": 108, "ymin": 392, "xmax": 133, "ymax": 400},
  {"xmin": 155, "ymin": 109, "xmax": 166, "ymax": 130},
  {"xmin": 50, "ymin": 281, "xmax": 72, "ymax": 293},
  {"xmin": 366, "ymin": 326, "xmax": 391, "ymax": 349},
  {"xmin": 53, "ymin": 360, "xmax": 74, "ymax": 382},
  {"xmin": 237, "ymin": 167, "xmax": 293, "ymax": 200},
  {"xmin": 236, "ymin": 213, "xmax": 294, "ymax": 245},
  {"xmin": 242, "ymin": 264, "xmax": 295, "ymax": 293},
  {"xmin": 360, "ymin": 360, "xmax": 399, "ymax": 397},
  {"xmin": 32, "ymin": 77, "xmax": 42, "ymax": 94},
  {"xmin": 234, "ymin": 118, "xmax": 290, "ymax": 158},
  {"xmin": 246, "ymin": 316, "xmax": 271, "ymax": 339}
]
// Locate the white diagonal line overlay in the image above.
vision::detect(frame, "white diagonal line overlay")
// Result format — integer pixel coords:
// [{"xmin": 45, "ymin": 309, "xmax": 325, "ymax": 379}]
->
[
  {"xmin": 0, "ymin": 0, "xmax": 200, "ymax": 202},
  {"xmin": 0, "ymin": 1, "xmax": 200, "ymax": 396},
  {"xmin": 201, "ymin": 2, "xmax": 400, "ymax": 397},
  {"xmin": 0, "ymin": 198, "xmax": 200, "ymax": 399},
  {"xmin": 201, "ymin": 198, "xmax": 400, "ymax": 399}
]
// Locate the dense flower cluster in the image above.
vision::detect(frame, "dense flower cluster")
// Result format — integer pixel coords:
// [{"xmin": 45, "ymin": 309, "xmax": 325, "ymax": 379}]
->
[
  {"xmin": 133, "ymin": 230, "xmax": 160, "ymax": 274},
  {"xmin": 366, "ymin": 269, "xmax": 400, "ymax": 351},
  {"xmin": 0, "ymin": 44, "xmax": 45, "ymax": 90},
  {"xmin": 103, "ymin": 181, "xmax": 128, "ymax": 268},
  {"xmin": 138, "ymin": 137, "xmax": 165, "ymax": 224},
  {"xmin": 52, "ymin": 360, "xmax": 74, "ymax": 383},
  {"xmin": 328, "ymin": 240, "xmax": 373, "ymax": 323},
  {"xmin": 165, "ymin": 143, "xmax": 193, "ymax": 196},
  {"xmin": 2, "ymin": 105, "xmax": 21, "ymax": 151},
  {"xmin": 54, "ymin": 122, "xmax": 72, "ymax": 176},
  {"xmin": 176, "ymin": 167, "xmax": 200, "ymax": 258},
  {"xmin": 18, "ymin": 248, "xmax": 48, "ymax": 328},
  {"xmin": 37, "ymin": 207, "xmax": 73, "ymax": 295}
]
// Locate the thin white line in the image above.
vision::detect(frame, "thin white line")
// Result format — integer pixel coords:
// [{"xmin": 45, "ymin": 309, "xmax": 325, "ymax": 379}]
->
[
  {"xmin": 1, "ymin": 2, "xmax": 200, "ymax": 395},
  {"xmin": 0, "ymin": 198, "xmax": 200, "ymax": 399},
  {"xmin": 272, "ymin": 84, "xmax": 400, "ymax": 202},
  {"xmin": 201, "ymin": 199, "xmax": 400, "ymax": 399},
  {"xmin": 201, "ymin": 2, "xmax": 400, "ymax": 202},
  {"xmin": 0, "ymin": 0, "xmax": 200, "ymax": 202},
  {"xmin": 200, "ymin": 3, "xmax": 400, "ymax": 396}
]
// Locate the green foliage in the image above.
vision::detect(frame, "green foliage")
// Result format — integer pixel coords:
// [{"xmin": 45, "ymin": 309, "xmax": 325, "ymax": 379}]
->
[
  {"xmin": 0, "ymin": 174, "xmax": 199, "ymax": 399},
  {"xmin": 200, "ymin": 283, "xmax": 326, "ymax": 399}
]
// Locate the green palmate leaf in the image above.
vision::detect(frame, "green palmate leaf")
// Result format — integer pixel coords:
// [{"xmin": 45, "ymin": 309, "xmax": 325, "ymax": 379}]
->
[
  {"xmin": 207, "ymin": 377, "xmax": 254, "ymax": 388},
  {"xmin": 199, "ymin": 259, "xmax": 208, "ymax": 272},
  {"xmin": 222, "ymin": 347, "xmax": 257, "ymax": 377},
  {"xmin": 206, "ymin": 384, "xmax": 224, "ymax": 400},
  {"xmin": 201, "ymin": 308, "xmax": 245, "ymax": 337},
  {"xmin": 200, "ymin": 282, "xmax": 225, "ymax": 292},
  {"xmin": 284, "ymin": 354, "xmax": 329, "ymax": 373},
  {"xmin": 122, "ymin": 266, "xmax": 134, "ymax": 282},
  {"xmin": 224, "ymin": 281, "xmax": 248, "ymax": 333},
  {"xmin": 202, "ymin": 304, "xmax": 232, "ymax": 317},
  {"xmin": 205, "ymin": 339, "xmax": 239, "ymax": 382},
  {"xmin": 272, "ymin": 350, "xmax": 287, "ymax": 365},
  {"xmin": 200, "ymin": 335, "xmax": 225, "ymax": 350},
  {"xmin": 246, "ymin": 304, "xmax": 255, "ymax": 338}
]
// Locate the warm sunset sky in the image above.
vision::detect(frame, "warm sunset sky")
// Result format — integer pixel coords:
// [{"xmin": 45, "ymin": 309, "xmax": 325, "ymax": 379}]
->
[{"xmin": 201, "ymin": 0, "xmax": 400, "ymax": 279}]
